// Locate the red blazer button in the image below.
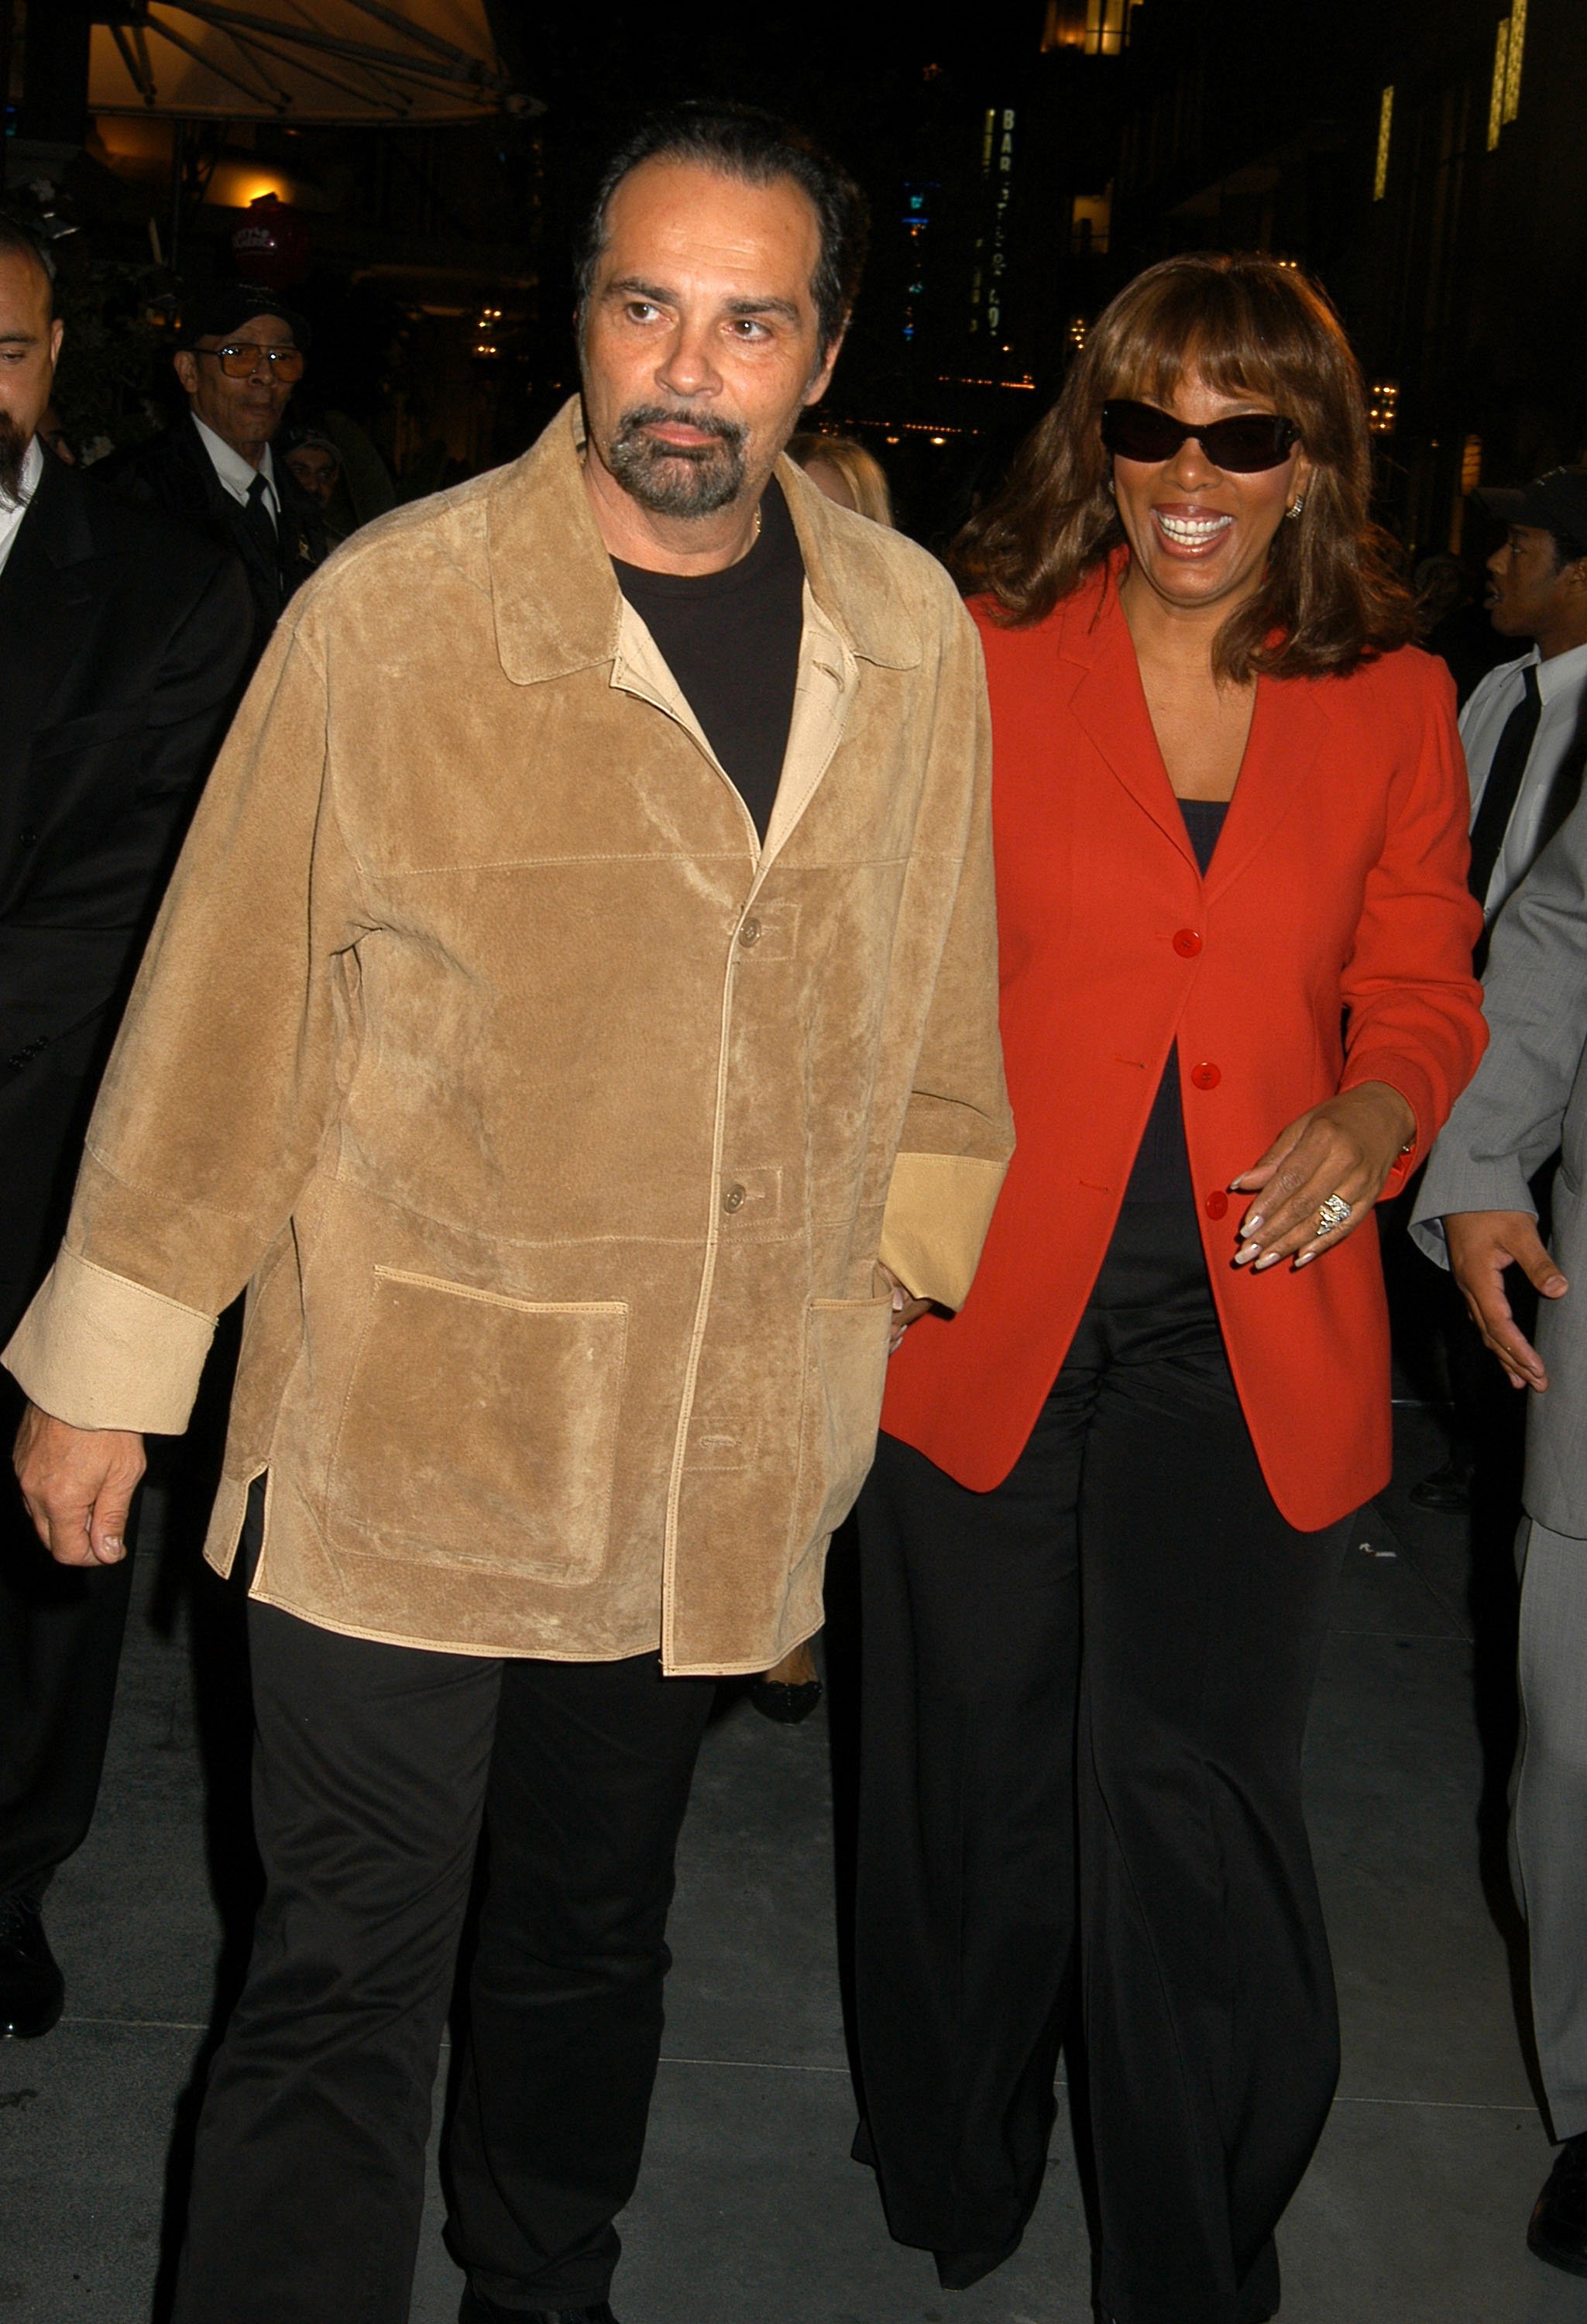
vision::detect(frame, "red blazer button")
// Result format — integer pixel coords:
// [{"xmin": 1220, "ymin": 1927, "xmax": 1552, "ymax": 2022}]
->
[
  {"xmin": 1190, "ymin": 1061, "xmax": 1221, "ymax": 1090},
  {"xmin": 1173, "ymin": 928, "xmax": 1203, "ymax": 957},
  {"xmin": 1204, "ymin": 1190, "xmax": 1229, "ymax": 1220}
]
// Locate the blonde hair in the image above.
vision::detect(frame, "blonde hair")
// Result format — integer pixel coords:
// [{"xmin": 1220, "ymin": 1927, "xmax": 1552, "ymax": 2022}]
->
[
  {"xmin": 953, "ymin": 253, "xmax": 1414, "ymax": 682},
  {"xmin": 788, "ymin": 432, "xmax": 895, "ymax": 528}
]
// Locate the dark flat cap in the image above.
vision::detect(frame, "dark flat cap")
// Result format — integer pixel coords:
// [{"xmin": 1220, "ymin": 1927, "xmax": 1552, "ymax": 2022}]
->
[
  {"xmin": 180, "ymin": 283, "xmax": 311, "ymax": 350},
  {"xmin": 1476, "ymin": 468, "xmax": 1587, "ymax": 548}
]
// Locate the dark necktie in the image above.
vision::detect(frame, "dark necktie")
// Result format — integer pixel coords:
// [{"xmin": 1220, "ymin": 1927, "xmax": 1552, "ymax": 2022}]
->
[
  {"xmin": 1468, "ymin": 662, "xmax": 1542, "ymax": 906},
  {"xmin": 242, "ymin": 469, "xmax": 280, "ymax": 590}
]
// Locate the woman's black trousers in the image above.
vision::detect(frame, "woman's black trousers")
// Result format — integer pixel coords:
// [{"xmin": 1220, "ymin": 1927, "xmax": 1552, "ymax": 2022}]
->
[{"xmin": 853, "ymin": 1198, "xmax": 1348, "ymax": 2324}]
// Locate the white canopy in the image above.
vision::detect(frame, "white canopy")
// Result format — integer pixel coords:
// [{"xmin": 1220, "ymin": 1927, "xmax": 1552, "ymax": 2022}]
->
[{"xmin": 90, "ymin": 0, "xmax": 520, "ymax": 125}]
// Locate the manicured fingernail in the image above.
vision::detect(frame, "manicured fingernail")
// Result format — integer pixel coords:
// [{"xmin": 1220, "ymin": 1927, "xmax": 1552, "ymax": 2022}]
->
[
  {"xmin": 1235, "ymin": 1240, "xmax": 1261, "ymax": 1266},
  {"xmin": 1241, "ymin": 1213, "xmax": 1264, "ymax": 1234},
  {"xmin": 1253, "ymin": 1251, "xmax": 1280, "ymax": 1270},
  {"xmin": 891, "ymin": 1285, "xmax": 905, "ymax": 1310},
  {"xmin": 1294, "ymin": 1251, "xmax": 1315, "ymax": 1268}
]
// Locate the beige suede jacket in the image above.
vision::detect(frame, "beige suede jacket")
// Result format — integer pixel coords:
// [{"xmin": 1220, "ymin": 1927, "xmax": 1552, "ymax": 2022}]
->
[{"xmin": 5, "ymin": 403, "xmax": 1011, "ymax": 1673}]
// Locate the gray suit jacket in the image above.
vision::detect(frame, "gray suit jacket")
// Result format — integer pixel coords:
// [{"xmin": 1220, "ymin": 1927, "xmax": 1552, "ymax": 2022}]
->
[{"xmin": 1412, "ymin": 790, "xmax": 1587, "ymax": 1535}]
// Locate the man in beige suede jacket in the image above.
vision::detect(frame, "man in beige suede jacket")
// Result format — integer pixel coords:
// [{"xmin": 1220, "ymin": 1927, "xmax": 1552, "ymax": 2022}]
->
[{"xmin": 5, "ymin": 105, "xmax": 1009, "ymax": 2324}]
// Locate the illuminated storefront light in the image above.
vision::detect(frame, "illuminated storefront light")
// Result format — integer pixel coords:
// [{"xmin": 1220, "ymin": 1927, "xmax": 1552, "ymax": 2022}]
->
[
  {"xmin": 1368, "ymin": 380, "xmax": 1400, "ymax": 436},
  {"xmin": 1504, "ymin": 0, "xmax": 1527, "ymax": 121},
  {"xmin": 1373, "ymin": 87, "xmax": 1393, "ymax": 201},
  {"xmin": 1489, "ymin": 2, "xmax": 1527, "ymax": 150}
]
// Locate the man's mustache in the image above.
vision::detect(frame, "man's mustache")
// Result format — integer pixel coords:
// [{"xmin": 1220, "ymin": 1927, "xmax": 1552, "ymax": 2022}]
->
[{"xmin": 614, "ymin": 404, "xmax": 745, "ymax": 455}]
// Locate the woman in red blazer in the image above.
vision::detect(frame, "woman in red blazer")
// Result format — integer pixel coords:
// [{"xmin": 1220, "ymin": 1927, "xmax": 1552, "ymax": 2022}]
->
[{"xmin": 853, "ymin": 256, "xmax": 1486, "ymax": 2324}]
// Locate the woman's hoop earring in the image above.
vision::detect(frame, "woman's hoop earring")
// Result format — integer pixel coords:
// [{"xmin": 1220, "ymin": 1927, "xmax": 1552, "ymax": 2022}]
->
[{"xmin": 1286, "ymin": 494, "xmax": 1305, "ymax": 520}]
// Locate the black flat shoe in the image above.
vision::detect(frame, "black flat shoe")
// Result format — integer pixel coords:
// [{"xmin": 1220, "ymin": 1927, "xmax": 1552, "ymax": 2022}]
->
[
  {"xmin": 0, "ymin": 1893, "xmax": 64, "ymax": 2040},
  {"xmin": 1530, "ymin": 2130, "xmax": 1587, "ymax": 2274},
  {"xmin": 747, "ymin": 1674, "xmax": 823, "ymax": 1724}
]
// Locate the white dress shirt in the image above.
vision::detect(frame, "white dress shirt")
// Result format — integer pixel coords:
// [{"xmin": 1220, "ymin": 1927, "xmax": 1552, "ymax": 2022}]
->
[
  {"xmin": 0, "ymin": 437, "xmax": 46, "ymax": 577},
  {"xmin": 191, "ymin": 413, "xmax": 279, "ymax": 525},
  {"xmin": 1462, "ymin": 638, "xmax": 1587, "ymax": 918}
]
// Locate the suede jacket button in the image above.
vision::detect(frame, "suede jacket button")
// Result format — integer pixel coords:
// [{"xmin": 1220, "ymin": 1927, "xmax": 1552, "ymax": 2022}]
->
[
  {"xmin": 738, "ymin": 917, "xmax": 761, "ymax": 947},
  {"xmin": 723, "ymin": 1183, "xmax": 747, "ymax": 1213}
]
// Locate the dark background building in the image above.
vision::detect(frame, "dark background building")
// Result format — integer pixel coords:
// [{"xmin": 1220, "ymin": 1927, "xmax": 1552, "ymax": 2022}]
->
[
  {"xmin": 1111, "ymin": 0, "xmax": 1587, "ymax": 556},
  {"xmin": 2, "ymin": 1, "xmax": 1579, "ymax": 552}
]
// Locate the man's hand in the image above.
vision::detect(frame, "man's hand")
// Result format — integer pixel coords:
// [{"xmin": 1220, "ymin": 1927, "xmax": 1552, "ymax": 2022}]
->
[
  {"xmin": 878, "ymin": 1265, "xmax": 933, "ymax": 1354},
  {"xmin": 1444, "ymin": 1210, "xmax": 1568, "ymax": 1391},
  {"xmin": 13, "ymin": 1404, "xmax": 146, "ymax": 1566}
]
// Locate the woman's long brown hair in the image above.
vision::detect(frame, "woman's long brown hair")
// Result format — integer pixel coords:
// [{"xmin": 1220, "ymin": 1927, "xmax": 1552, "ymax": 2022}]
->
[{"xmin": 951, "ymin": 253, "xmax": 1415, "ymax": 682}]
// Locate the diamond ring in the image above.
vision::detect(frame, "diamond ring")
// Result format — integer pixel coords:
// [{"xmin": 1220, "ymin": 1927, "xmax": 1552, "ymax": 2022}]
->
[{"xmin": 1315, "ymin": 1193, "xmax": 1352, "ymax": 1236}]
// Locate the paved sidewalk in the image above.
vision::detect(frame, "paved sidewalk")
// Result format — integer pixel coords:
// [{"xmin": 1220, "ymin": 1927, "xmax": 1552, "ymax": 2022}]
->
[{"xmin": 1, "ymin": 1406, "xmax": 1578, "ymax": 2322}]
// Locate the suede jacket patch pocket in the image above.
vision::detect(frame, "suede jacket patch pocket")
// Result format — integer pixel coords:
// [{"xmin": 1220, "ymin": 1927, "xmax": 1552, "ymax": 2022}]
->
[
  {"xmin": 327, "ymin": 1268, "xmax": 627, "ymax": 1583},
  {"xmin": 790, "ymin": 1291, "xmax": 895, "ymax": 1553}
]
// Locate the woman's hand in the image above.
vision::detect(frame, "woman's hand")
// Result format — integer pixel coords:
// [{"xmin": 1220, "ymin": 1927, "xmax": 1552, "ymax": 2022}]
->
[
  {"xmin": 1230, "ymin": 1081, "xmax": 1416, "ymax": 1273},
  {"xmin": 878, "ymin": 1264, "xmax": 933, "ymax": 1353}
]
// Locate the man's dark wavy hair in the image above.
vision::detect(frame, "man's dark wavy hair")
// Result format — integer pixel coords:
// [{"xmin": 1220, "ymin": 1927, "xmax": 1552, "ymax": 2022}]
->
[{"xmin": 575, "ymin": 101, "xmax": 869, "ymax": 357}]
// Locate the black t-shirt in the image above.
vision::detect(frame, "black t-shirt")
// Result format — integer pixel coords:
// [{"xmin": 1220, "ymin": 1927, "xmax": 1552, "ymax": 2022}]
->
[{"xmin": 610, "ymin": 478, "xmax": 804, "ymax": 844}]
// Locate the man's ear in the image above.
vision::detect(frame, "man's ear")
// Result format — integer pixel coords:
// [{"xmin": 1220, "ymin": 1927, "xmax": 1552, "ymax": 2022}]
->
[
  {"xmin": 802, "ymin": 321, "xmax": 848, "ymax": 413},
  {"xmin": 173, "ymin": 349, "xmax": 198, "ymax": 397}
]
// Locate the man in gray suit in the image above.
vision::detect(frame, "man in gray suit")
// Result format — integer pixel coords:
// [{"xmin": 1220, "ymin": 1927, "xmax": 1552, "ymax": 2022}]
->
[{"xmin": 1412, "ymin": 792, "xmax": 1587, "ymax": 2278}]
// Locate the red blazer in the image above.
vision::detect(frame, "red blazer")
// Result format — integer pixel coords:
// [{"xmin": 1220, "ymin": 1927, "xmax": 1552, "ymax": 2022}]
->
[{"xmin": 881, "ymin": 562, "xmax": 1486, "ymax": 1530}]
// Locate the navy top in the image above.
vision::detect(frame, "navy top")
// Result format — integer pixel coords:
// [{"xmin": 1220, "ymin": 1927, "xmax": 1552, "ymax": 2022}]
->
[{"xmin": 1122, "ymin": 796, "xmax": 1229, "ymax": 1205}]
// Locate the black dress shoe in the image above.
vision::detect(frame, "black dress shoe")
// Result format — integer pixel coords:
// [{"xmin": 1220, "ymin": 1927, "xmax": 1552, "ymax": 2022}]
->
[
  {"xmin": 0, "ymin": 1893, "xmax": 64, "ymax": 2040},
  {"xmin": 747, "ymin": 1673, "xmax": 823, "ymax": 1724},
  {"xmin": 934, "ymin": 2233, "xmax": 1021, "ymax": 2290},
  {"xmin": 1530, "ymin": 2129, "xmax": 1587, "ymax": 2274},
  {"xmin": 459, "ymin": 2293, "xmax": 619, "ymax": 2324},
  {"xmin": 1409, "ymin": 1458, "xmax": 1474, "ymax": 1515}
]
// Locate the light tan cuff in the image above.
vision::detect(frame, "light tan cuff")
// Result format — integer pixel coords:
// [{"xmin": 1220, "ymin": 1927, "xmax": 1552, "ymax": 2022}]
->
[
  {"xmin": 879, "ymin": 1151, "xmax": 1008, "ymax": 1312},
  {"xmin": 3, "ymin": 1246, "xmax": 216, "ymax": 1433}
]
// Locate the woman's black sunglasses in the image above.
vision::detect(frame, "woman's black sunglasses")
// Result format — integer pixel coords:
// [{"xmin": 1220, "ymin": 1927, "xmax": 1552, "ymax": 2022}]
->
[{"xmin": 1100, "ymin": 399, "xmax": 1300, "ymax": 473}]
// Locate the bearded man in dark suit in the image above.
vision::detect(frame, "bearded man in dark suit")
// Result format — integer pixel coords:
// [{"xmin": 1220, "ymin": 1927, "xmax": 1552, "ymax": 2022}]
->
[{"xmin": 0, "ymin": 220, "xmax": 252, "ymax": 2038}]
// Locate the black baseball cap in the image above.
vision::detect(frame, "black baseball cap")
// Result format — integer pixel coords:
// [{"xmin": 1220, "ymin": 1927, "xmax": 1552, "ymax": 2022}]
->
[
  {"xmin": 179, "ymin": 283, "xmax": 311, "ymax": 351},
  {"xmin": 1476, "ymin": 468, "xmax": 1587, "ymax": 552}
]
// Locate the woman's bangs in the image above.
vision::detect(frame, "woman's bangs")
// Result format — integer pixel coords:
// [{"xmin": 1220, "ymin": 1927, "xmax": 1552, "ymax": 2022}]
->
[{"xmin": 1104, "ymin": 279, "xmax": 1312, "ymax": 427}]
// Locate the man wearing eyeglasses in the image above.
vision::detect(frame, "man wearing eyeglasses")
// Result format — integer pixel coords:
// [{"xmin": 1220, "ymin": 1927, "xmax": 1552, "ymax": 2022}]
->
[{"xmin": 109, "ymin": 284, "xmax": 326, "ymax": 668}]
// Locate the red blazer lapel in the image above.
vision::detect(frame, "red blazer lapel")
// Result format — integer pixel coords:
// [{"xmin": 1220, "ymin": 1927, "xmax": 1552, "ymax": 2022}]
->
[
  {"xmin": 1058, "ymin": 562, "xmax": 1338, "ymax": 902},
  {"xmin": 1204, "ymin": 672, "xmax": 1333, "ymax": 903},
  {"xmin": 1059, "ymin": 569, "xmax": 1196, "ymax": 869}
]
